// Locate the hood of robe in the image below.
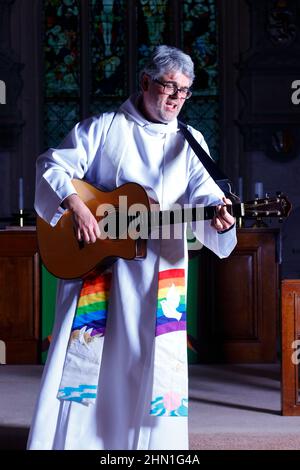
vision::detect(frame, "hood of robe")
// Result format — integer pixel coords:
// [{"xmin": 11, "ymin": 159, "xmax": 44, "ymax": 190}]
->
[{"xmin": 119, "ymin": 93, "xmax": 179, "ymax": 136}]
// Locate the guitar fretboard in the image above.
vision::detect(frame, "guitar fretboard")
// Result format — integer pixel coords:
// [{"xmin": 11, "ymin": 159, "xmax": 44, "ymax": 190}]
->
[{"xmin": 126, "ymin": 204, "xmax": 244, "ymax": 230}]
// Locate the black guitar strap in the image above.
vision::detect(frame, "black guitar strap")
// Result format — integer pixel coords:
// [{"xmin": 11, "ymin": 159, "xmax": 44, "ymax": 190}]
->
[{"xmin": 178, "ymin": 120, "xmax": 240, "ymax": 203}]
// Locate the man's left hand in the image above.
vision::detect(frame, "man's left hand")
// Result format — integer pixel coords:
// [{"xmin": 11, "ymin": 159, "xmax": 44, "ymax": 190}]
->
[{"xmin": 211, "ymin": 197, "xmax": 235, "ymax": 232}]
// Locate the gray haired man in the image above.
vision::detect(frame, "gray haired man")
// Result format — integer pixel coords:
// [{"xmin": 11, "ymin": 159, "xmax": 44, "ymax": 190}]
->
[{"xmin": 28, "ymin": 45, "xmax": 236, "ymax": 451}]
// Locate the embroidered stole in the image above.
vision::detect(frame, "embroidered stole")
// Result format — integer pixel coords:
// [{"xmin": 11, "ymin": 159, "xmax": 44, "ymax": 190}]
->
[
  {"xmin": 57, "ymin": 270, "xmax": 112, "ymax": 405},
  {"xmin": 150, "ymin": 268, "xmax": 188, "ymax": 417}
]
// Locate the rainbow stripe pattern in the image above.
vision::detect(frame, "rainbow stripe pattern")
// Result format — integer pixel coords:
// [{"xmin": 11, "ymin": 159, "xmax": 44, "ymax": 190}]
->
[
  {"xmin": 72, "ymin": 271, "xmax": 112, "ymax": 336},
  {"xmin": 155, "ymin": 269, "xmax": 186, "ymax": 337},
  {"xmin": 57, "ymin": 271, "xmax": 112, "ymax": 405}
]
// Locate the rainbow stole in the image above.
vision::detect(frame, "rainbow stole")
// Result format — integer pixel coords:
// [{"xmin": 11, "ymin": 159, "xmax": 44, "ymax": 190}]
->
[
  {"xmin": 150, "ymin": 268, "xmax": 188, "ymax": 417},
  {"xmin": 72, "ymin": 272, "xmax": 112, "ymax": 337},
  {"xmin": 155, "ymin": 269, "xmax": 186, "ymax": 336},
  {"xmin": 57, "ymin": 271, "xmax": 112, "ymax": 405}
]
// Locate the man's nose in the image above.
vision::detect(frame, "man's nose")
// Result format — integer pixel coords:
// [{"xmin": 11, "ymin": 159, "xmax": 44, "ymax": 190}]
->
[{"xmin": 169, "ymin": 91, "xmax": 180, "ymax": 99}]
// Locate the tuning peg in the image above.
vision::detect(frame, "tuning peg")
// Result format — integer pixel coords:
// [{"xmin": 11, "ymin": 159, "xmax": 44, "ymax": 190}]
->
[
  {"xmin": 265, "ymin": 192, "xmax": 270, "ymax": 199},
  {"xmin": 276, "ymin": 191, "xmax": 282, "ymax": 197}
]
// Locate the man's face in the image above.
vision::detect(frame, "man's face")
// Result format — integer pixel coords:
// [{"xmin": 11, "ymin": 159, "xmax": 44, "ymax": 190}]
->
[{"xmin": 140, "ymin": 71, "xmax": 191, "ymax": 124}]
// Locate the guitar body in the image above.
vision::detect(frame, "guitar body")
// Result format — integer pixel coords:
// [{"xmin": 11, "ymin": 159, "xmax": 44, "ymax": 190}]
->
[{"xmin": 37, "ymin": 179, "xmax": 150, "ymax": 279}]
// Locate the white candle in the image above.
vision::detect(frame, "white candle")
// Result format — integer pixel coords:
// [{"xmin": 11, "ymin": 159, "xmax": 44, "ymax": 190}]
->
[
  {"xmin": 237, "ymin": 176, "xmax": 243, "ymax": 201},
  {"xmin": 254, "ymin": 181, "xmax": 264, "ymax": 199},
  {"xmin": 19, "ymin": 177, "xmax": 24, "ymax": 210}
]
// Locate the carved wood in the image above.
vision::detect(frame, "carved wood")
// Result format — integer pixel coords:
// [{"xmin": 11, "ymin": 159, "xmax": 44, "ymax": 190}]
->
[
  {"xmin": 198, "ymin": 228, "xmax": 279, "ymax": 362},
  {"xmin": 0, "ymin": 230, "xmax": 40, "ymax": 364},
  {"xmin": 281, "ymin": 279, "xmax": 300, "ymax": 415}
]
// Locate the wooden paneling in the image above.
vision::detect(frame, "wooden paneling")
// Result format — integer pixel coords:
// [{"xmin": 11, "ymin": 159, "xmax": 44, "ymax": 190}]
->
[
  {"xmin": 281, "ymin": 280, "xmax": 300, "ymax": 415},
  {"xmin": 198, "ymin": 228, "xmax": 279, "ymax": 363},
  {"xmin": 0, "ymin": 230, "xmax": 40, "ymax": 364}
]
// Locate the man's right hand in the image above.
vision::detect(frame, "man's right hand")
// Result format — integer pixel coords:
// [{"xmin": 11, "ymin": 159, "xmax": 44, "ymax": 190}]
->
[{"xmin": 62, "ymin": 194, "xmax": 101, "ymax": 244}]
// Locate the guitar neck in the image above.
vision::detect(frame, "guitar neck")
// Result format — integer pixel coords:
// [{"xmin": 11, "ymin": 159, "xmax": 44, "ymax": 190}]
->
[{"xmin": 144, "ymin": 203, "xmax": 245, "ymax": 229}]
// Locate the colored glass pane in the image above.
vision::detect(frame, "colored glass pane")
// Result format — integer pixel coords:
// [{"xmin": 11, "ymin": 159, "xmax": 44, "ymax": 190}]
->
[
  {"xmin": 182, "ymin": 0, "xmax": 218, "ymax": 97},
  {"xmin": 89, "ymin": 99, "xmax": 124, "ymax": 117},
  {"xmin": 180, "ymin": 99, "xmax": 219, "ymax": 161},
  {"xmin": 44, "ymin": 0, "xmax": 80, "ymax": 98},
  {"xmin": 181, "ymin": 0, "xmax": 219, "ymax": 161},
  {"xmin": 44, "ymin": 103, "xmax": 80, "ymax": 148},
  {"xmin": 137, "ymin": 0, "xmax": 171, "ymax": 74},
  {"xmin": 90, "ymin": 0, "xmax": 127, "ymax": 98}
]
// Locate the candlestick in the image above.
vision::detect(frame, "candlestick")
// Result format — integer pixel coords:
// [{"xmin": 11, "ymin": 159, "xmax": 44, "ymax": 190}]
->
[
  {"xmin": 19, "ymin": 209, "xmax": 24, "ymax": 228},
  {"xmin": 237, "ymin": 176, "xmax": 243, "ymax": 201},
  {"xmin": 18, "ymin": 177, "xmax": 24, "ymax": 210},
  {"xmin": 254, "ymin": 181, "xmax": 264, "ymax": 199}
]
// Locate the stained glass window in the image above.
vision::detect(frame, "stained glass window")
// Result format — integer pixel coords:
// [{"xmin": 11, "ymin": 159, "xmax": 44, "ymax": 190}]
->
[
  {"xmin": 90, "ymin": 0, "xmax": 127, "ymax": 99},
  {"xmin": 181, "ymin": 100, "xmax": 219, "ymax": 160},
  {"xmin": 137, "ymin": 0, "xmax": 171, "ymax": 74},
  {"xmin": 182, "ymin": 0, "xmax": 218, "ymax": 97},
  {"xmin": 45, "ymin": 103, "xmax": 80, "ymax": 146},
  {"xmin": 181, "ymin": 0, "xmax": 219, "ymax": 161},
  {"xmin": 43, "ymin": 0, "xmax": 219, "ymax": 153},
  {"xmin": 44, "ymin": 0, "xmax": 81, "ymax": 147}
]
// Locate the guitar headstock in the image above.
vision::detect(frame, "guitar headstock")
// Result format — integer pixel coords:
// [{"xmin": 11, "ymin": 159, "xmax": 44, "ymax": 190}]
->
[{"xmin": 242, "ymin": 193, "xmax": 292, "ymax": 219}]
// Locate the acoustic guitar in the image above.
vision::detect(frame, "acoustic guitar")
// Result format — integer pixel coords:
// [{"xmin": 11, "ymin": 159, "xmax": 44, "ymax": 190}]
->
[{"xmin": 37, "ymin": 179, "xmax": 291, "ymax": 279}]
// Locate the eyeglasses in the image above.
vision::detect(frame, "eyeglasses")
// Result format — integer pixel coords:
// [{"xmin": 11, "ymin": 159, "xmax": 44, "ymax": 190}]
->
[{"xmin": 153, "ymin": 78, "xmax": 192, "ymax": 99}]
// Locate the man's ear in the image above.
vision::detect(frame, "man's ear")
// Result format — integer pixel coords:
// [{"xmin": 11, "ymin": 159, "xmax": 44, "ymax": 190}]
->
[{"xmin": 141, "ymin": 73, "xmax": 150, "ymax": 92}]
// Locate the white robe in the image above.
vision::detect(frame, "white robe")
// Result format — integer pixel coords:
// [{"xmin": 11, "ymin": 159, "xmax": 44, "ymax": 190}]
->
[{"xmin": 27, "ymin": 94, "xmax": 237, "ymax": 450}]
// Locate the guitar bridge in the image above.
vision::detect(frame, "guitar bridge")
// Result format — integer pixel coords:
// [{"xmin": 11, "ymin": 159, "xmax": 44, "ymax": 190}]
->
[{"xmin": 135, "ymin": 238, "xmax": 147, "ymax": 259}]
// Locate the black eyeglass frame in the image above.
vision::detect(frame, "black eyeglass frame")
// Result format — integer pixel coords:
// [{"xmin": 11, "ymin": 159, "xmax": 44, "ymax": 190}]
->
[{"xmin": 152, "ymin": 78, "xmax": 193, "ymax": 99}]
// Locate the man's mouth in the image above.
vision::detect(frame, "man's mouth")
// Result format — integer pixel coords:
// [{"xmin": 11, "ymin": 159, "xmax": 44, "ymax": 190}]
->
[{"xmin": 165, "ymin": 102, "xmax": 178, "ymax": 110}]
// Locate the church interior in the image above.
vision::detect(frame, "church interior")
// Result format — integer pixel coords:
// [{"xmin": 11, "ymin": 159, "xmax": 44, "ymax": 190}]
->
[{"xmin": 1, "ymin": 0, "xmax": 300, "ymax": 451}]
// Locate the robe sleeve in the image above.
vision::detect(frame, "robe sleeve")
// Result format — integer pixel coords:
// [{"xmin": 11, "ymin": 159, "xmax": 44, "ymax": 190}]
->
[
  {"xmin": 35, "ymin": 114, "xmax": 113, "ymax": 226},
  {"xmin": 186, "ymin": 127, "xmax": 237, "ymax": 259}
]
